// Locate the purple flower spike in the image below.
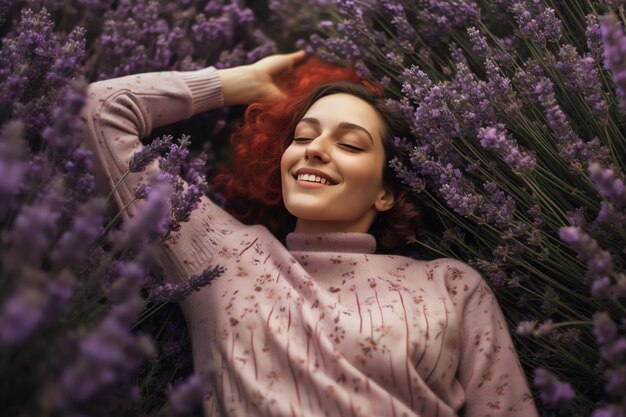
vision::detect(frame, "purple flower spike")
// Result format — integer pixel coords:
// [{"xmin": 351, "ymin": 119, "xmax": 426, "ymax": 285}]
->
[
  {"xmin": 601, "ymin": 14, "xmax": 626, "ymax": 113},
  {"xmin": 170, "ymin": 182, "xmax": 205, "ymax": 226},
  {"xmin": 401, "ymin": 65, "xmax": 433, "ymax": 103},
  {"xmin": 593, "ymin": 312, "xmax": 626, "ymax": 364},
  {"xmin": 114, "ymin": 173, "xmax": 173, "ymax": 250},
  {"xmin": 63, "ymin": 147, "xmax": 96, "ymax": 200},
  {"xmin": 149, "ymin": 265, "xmax": 225, "ymax": 302},
  {"xmin": 468, "ymin": 27, "xmax": 489, "ymax": 57},
  {"xmin": 50, "ymin": 197, "xmax": 107, "ymax": 268},
  {"xmin": 605, "ymin": 366, "xmax": 626, "ymax": 397},
  {"xmin": 41, "ymin": 82, "xmax": 87, "ymax": 158},
  {"xmin": 108, "ymin": 256, "xmax": 154, "ymax": 304},
  {"xmin": 128, "ymin": 134, "xmax": 173, "ymax": 173},
  {"xmin": 592, "ymin": 406, "xmax": 621, "ymax": 417},
  {"xmin": 49, "ymin": 297, "xmax": 155, "ymax": 414},
  {"xmin": 534, "ymin": 76, "xmax": 608, "ymax": 169},
  {"xmin": 589, "ymin": 162, "xmax": 626, "ymax": 208},
  {"xmin": 555, "ymin": 44, "xmax": 609, "ymax": 125},
  {"xmin": 511, "ymin": 0, "xmax": 562, "ymax": 44},
  {"xmin": 587, "ymin": 14, "xmax": 603, "ymax": 62},
  {"xmin": 5, "ymin": 185, "xmax": 65, "ymax": 266},
  {"xmin": 159, "ymin": 134, "xmax": 191, "ymax": 176},
  {"xmin": 0, "ymin": 8, "xmax": 85, "ymax": 134},
  {"xmin": 477, "ymin": 124, "xmax": 536, "ymax": 174},
  {"xmin": 167, "ymin": 373, "xmax": 210, "ymax": 416},
  {"xmin": 559, "ymin": 226, "xmax": 614, "ymax": 288},
  {"xmin": 0, "ymin": 272, "xmax": 75, "ymax": 346},
  {"xmin": 0, "ymin": 121, "xmax": 27, "ymax": 220},
  {"xmin": 591, "ymin": 276, "xmax": 613, "ymax": 298},
  {"xmin": 533, "ymin": 368, "xmax": 575, "ymax": 409}
]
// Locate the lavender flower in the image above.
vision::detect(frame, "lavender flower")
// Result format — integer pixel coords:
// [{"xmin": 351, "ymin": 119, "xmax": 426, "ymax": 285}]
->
[
  {"xmin": 555, "ymin": 44, "xmax": 609, "ymax": 125},
  {"xmin": 586, "ymin": 14, "xmax": 603, "ymax": 62},
  {"xmin": 516, "ymin": 320, "xmax": 555, "ymax": 337},
  {"xmin": 477, "ymin": 124, "xmax": 536, "ymax": 175},
  {"xmin": 128, "ymin": 134, "xmax": 173, "ymax": 173},
  {"xmin": 3, "ymin": 183, "xmax": 65, "ymax": 267},
  {"xmin": 0, "ymin": 271, "xmax": 75, "ymax": 346},
  {"xmin": 45, "ymin": 26, "xmax": 86, "ymax": 89},
  {"xmin": 170, "ymin": 181, "xmax": 206, "ymax": 226},
  {"xmin": 50, "ymin": 197, "xmax": 106, "ymax": 268},
  {"xmin": 112, "ymin": 173, "xmax": 173, "ymax": 251},
  {"xmin": 309, "ymin": 34, "xmax": 366, "ymax": 65},
  {"xmin": 516, "ymin": 320, "xmax": 539, "ymax": 336},
  {"xmin": 380, "ymin": 0, "xmax": 416, "ymax": 52},
  {"xmin": 107, "ymin": 254, "xmax": 154, "ymax": 304},
  {"xmin": 559, "ymin": 226, "xmax": 614, "ymax": 295},
  {"xmin": 593, "ymin": 312, "xmax": 626, "ymax": 364},
  {"xmin": 510, "ymin": 0, "xmax": 562, "ymax": 45},
  {"xmin": 605, "ymin": 366, "xmax": 626, "ymax": 397},
  {"xmin": 401, "ymin": 65, "xmax": 433, "ymax": 103},
  {"xmin": 42, "ymin": 81, "xmax": 87, "ymax": 158},
  {"xmin": 589, "ymin": 163, "xmax": 626, "ymax": 208},
  {"xmin": 0, "ymin": 121, "xmax": 27, "ymax": 220},
  {"xmin": 535, "ymin": 76, "xmax": 609, "ymax": 170},
  {"xmin": 96, "ymin": 1, "xmax": 163, "ymax": 78},
  {"xmin": 159, "ymin": 135, "xmax": 191, "ymax": 177},
  {"xmin": 46, "ymin": 297, "xmax": 155, "ymax": 415},
  {"xmin": 533, "ymin": 368, "xmax": 575, "ymax": 408},
  {"xmin": 0, "ymin": 8, "xmax": 85, "ymax": 134},
  {"xmin": 558, "ymin": 228, "xmax": 592, "ymax": 256},
  {"xmin": 63, "ymin": 148, "xmax": 96, "ymax": 200},
  {"xmin": 601, "ymin": 14, "xmax": 626, "ymax": 113},
  {"xmin": 167, "ymin": 373, "xmax": 210, "ymax": 416},
  {"xmin": 467, "ymin": 27, "xmax": 489, "ymax": 57},
  {"xmin": 148, "ymin": 265, "xmax": 225, "ymax": 302},
  {"xmin": 411, "ymin": 0, "xmax": 480, "ymax": 42}
]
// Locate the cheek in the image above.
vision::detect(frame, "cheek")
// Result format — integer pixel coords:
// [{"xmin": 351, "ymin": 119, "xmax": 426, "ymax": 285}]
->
[
  {"xmin": 343, "ymin": 155, "xmax": 385, "ymax": 185},
  {"xmin": 280, "ymin": 146, "xmax": 294, "ymax": 177}
]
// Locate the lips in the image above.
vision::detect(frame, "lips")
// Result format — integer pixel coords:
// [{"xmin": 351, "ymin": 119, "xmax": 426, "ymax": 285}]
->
[{"xmin": 293, "ymin": 168, "xmax": 338, "ymax": 185}]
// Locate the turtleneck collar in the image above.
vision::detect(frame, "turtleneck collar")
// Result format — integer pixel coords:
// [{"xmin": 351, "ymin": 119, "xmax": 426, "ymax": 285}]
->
[{"xmin": 285, "ymin": 232, "xmax": 377, "ymax": 254}]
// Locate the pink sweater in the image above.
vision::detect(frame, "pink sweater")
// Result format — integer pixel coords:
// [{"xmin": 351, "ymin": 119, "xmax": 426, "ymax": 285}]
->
[{"xmin": 82, "ymin": 68, "xmax": 539, "ymax": 417}]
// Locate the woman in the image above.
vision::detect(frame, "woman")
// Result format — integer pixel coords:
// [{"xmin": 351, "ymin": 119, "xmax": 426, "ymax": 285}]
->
[{"xmin": 82, "ymin": 51, "xmax": 538, "ymax": 417}]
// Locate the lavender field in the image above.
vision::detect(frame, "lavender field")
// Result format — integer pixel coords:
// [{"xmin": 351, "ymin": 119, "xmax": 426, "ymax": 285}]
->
[{"xmin": 1, "ymin": 0, "xmax": 625, "ymax": 416}]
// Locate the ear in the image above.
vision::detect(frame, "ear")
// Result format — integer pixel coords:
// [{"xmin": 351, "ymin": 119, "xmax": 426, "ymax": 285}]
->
[{"xmin": 374, "ymin": 186, "xmax": 395, "ymax": 212}]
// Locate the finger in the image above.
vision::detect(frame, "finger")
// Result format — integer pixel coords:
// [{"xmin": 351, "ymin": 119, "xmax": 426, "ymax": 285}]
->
[
  {"xmin": 289, "ymin": 50, "xmax": 307, "ymax": 64},
  {"xmin": 266, "ymin": 50, "xmax": 307, "ymax": 75}
]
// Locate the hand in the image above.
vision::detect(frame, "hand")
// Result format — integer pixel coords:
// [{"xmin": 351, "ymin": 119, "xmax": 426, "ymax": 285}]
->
[{"xmin": 218, "ymin": 50, "xmax": 307, "ymax": 106}]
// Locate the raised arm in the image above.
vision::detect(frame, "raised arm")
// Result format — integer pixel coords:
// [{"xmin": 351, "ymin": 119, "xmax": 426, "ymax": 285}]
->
[
  {"xmin": 82, "ymin": 67, "xmax": 222, "ymax": 210},
  {"xmin": 81, "ymin": 51, "xmax": 306, "ymax": 282}
]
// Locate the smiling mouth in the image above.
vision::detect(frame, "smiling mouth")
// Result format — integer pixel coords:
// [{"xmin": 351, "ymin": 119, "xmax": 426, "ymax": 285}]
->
[{"xmin": 295, "ymin": 173, "xmax": 336, "ymax": 185}]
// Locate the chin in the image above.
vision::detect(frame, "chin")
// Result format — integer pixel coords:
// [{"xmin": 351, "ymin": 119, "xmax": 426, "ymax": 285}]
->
[{"xmin": 284, "ymin": 203, "xmax": 330, "ymax": 221}]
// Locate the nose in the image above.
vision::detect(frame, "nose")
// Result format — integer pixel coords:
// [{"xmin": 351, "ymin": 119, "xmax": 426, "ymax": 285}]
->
[{"xmin": 304, "ymin": 136, "xmax": 330, "ymax": 162}]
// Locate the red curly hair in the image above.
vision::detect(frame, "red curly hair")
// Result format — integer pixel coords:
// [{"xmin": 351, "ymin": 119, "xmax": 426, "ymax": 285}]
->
[{"xmin": 215, "ymin": 57, "xmax": 421, "ymax": 250}]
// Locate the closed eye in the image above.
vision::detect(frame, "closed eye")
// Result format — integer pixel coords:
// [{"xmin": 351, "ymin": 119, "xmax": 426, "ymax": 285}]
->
[
  {"xmin": 339, "ymin": 143, "xmax": 364, "ymax": 152},
  {"xmin": 292, "ymin": 137, "xmax": 312, "ymax": 143}
]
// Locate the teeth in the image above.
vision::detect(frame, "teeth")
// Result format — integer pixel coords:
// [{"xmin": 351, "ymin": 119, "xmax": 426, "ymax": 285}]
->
[{"xmin": 297, "ymin": 173, "xmax": 331, "ymax": 185}]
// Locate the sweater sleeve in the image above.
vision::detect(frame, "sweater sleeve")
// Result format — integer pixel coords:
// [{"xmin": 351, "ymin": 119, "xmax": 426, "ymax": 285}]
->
[
  {"xmin": 81, "ymin": 68, "xmax": 242, "ymax": 283},
  {"xmin": 456, "ymin": 269, "xmax": 539, "ymax": 417}
]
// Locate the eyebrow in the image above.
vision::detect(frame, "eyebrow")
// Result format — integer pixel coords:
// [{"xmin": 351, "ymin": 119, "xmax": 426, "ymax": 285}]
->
[{"xmin": 298, "ymin": 117, "xmax": 374, "ymax": 144}]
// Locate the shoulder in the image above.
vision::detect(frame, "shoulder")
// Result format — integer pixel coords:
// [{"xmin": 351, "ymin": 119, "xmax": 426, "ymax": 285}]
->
[
  {"xmin": 392, "ymin": 255, "xmax": 483, "ymax": 283},
  {"xmin": 435, "ymin": 258, "xmax": 483, "ymax": 282},
  {"xmin": 389, "ymin": 255, "xmax": 486, "ymax": 299}
]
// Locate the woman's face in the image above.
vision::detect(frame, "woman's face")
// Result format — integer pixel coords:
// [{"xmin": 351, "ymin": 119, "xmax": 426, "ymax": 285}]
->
[{"xmin": 280, "ymin": 93, "xmax": 394, "ymax": 234}]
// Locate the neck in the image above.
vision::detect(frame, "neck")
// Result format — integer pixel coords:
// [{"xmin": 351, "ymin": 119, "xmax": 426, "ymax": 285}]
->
[{"xmin": 294, "ymin": 213, "xmax": 376, "ymax": 234}]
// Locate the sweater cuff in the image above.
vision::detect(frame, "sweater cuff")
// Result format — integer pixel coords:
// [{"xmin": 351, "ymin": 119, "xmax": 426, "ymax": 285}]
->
[{"xmin": 181, "ymin": 66, "xmax": 224, "ymax": 115}]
